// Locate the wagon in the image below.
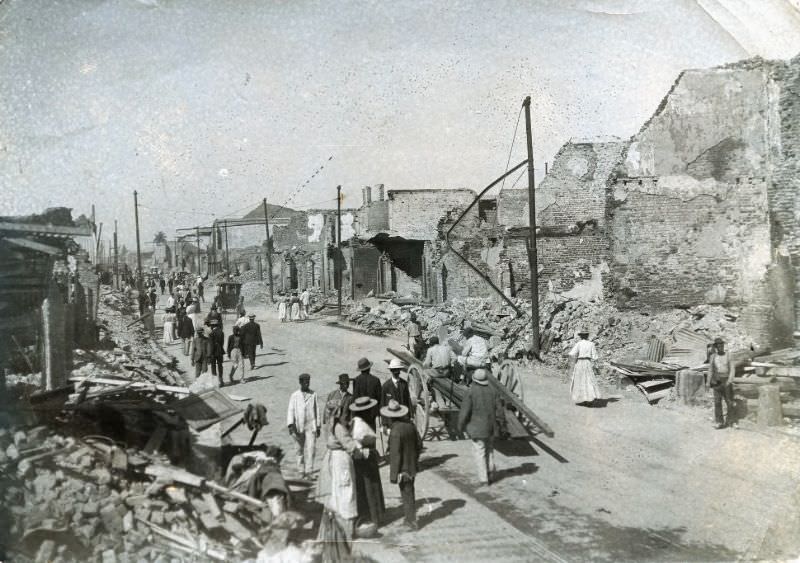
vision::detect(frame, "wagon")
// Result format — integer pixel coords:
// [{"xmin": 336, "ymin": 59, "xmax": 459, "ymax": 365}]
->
[
  {"xmin": 387, "ymin": 347, "xmax": 554, "ymax": 441},
  {"xmin": 215, "ymin": 282, "xmax": 243, "ymax": 314}
]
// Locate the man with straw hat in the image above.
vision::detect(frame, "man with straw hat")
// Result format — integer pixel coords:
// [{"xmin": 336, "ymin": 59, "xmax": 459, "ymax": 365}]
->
[
  {"xmin": 324, "ymin": 374, "xmax": 352, "ymax": 425},
  {"xmin": 381, "ymin": 358, "xmax": 413, "ymax": 425},
  {"xmin": 458, "ymin": 368, "xmax": 504, "ymax": 486},
  {"xmin": 352, "ymin": 358, "xmax": 382, "ymax": 430},
  {"xmin": 382, "ymin": 399, "xmax": 421, "ymax": 530}
]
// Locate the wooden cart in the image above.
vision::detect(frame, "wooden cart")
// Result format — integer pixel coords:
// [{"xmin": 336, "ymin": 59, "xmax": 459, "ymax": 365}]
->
[
  {"xmin": 387, "ymin": 347, "xmax": 554, "ymax": 441},
  {"xmin": 215, "ymin": 282, "xmax": 242, "ymax": 315}
]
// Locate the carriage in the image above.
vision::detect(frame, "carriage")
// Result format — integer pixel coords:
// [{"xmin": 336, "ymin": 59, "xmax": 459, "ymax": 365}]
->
[{"xmin": 215, "ymin": 282, "xmax": 243, "ymax": 315}]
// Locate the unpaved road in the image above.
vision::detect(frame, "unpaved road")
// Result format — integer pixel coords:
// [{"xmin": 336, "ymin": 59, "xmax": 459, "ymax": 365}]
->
[{"xmin": 159, "ymin": 296, "xmax": 800, "ymax": 561}]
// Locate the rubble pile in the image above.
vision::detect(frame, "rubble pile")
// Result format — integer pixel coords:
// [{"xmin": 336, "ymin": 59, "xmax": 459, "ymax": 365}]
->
[
  {"xmin": 240, "ymin": 281, "xmax": 271, "ymax": 304},
  {"xmin": 0, "ymin": 426, "xmax": 312, "ymax": 562}
]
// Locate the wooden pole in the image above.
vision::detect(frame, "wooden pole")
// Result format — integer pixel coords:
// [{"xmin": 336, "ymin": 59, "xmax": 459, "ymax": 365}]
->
[
  {"xmin": 113, "ymin": 220, "xmax": 119, "ymax": 289},
  {"xmin": 523, "ymin": 96, "xmax": 540, "ymax": 357},
  {"xmin": 262, "ymin": 199, "xmax": 274, "ymax": 303},
  {"xmin": 224, "ymin": 219, "xmax": 230, "ymax": 273},
  {"xmin": 134, "ymin": 191, "xmax": 143, "ymax": 296},
  {"xmin": 195, "ymin": 226, "xmax": 201, "ymax": 276},
  {"xmin": 321, "ymin": 214, "xmax": 327, "ymax": 293},
  {"xmin": 337, "ymin": 186, "xmax": 342, "ymax": 316}
]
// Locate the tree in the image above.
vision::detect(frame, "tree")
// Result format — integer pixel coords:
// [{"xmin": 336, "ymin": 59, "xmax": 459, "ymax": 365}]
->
[{"xmin": 153, "ymin": 231, "xmax": 167, "ymax": 244}]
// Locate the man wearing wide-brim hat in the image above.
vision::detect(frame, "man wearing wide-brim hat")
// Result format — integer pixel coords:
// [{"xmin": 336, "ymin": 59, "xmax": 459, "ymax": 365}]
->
[
  {"xmin": 352, "ymin": 358, "xmax": 382, "ymax": 430},
  {"xmin": 191, "ymin": 326, "xmax": 211, "ymax": 378},
  {"xmin": 708, "ymin": 336, "xmax": 737, "ymax": 429},
  {"xmin": 382, "ymin": 399, "xmax": 421, "ymax": 530},
  {"xmin": 324, "ymin": 373, "xmax": 352, "ymax": 425},
  {"xmin": 381, "ymin": 359, "xmax": 413, "ymax": 427},
  {"xmin": 240, "ymin": 313, "xmax": 263, "ymax": 371},
  {"xmin": 458, "ymin": 368, "xmax": 504, "ymax": 486},
  {"xmin": 457, "ymin": 322, "xmax": 489, "ymax": 385}
]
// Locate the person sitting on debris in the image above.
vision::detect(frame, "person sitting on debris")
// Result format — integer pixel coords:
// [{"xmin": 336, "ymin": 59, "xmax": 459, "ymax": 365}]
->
[
  {"xmin": 708, "ymin": 336, "xmax": 737, "ymax": 429},
  {"xmin": 241, "ymin": 313, "xmax": 263, "ymax": 370},
  {"xmin": 191, "ymin": 327, "xmax": 211, "ymax": 378},
  {"xmin": 458, "ymin": 323, "xmax": 489, "ymax": 385},
  {"xmin": 208, "ymin": 319, "xmax": 226, "ymax": 387},
  {"xmin": 287, "ymin": 373, "xmax": 321, "ymax": 480},
  {"xmin": 226, "ymin": 325, "xmax": 246, "ymax": 384},
  {"xmin": 383, "ymin": 399, "xmax": 422, "ymax": 530},
  {"xmin": 423, "ymin": 336, "xmax": 457, "ymax": 379},
  {"xmin": 567, "ymin": 328, "xmax": 602, "ymax": 406},
  {"xmin": 458, "ymin": 368, "xmax": 505, "ymax": 486},
  {"xmin": 407, "ymin": 313, "xmax": 424, "ymax": 359},
  {"xmin": 324, "ymin": 374, "xmax": 352, "ymax": 426}
]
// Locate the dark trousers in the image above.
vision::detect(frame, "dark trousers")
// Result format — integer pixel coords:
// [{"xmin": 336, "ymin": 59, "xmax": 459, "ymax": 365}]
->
[
  {"xmin": 210, "ymin": 356, "xmax": 224, "ymax": 379},
  {"xmin": 399, "ymin": 478, "xmax": 416, "ymax": 525},
  {"xmin": 245, "ymin": 347, "xmax": 256, "ymax": 368},
  {"xmin": 194, "ymin": 360, "xmax": 207, "ymax": 378},
  {"xmin": 713, "ymin": 383, "xmax": 734, "ymax": 425}
]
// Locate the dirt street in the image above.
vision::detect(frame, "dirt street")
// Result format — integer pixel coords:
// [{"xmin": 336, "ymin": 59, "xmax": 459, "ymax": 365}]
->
[{"xmin": 162, "ymin": 297, "xmax": 800, "ymax": 562}]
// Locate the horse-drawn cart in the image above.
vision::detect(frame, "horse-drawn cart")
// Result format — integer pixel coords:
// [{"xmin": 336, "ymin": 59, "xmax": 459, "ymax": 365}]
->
[
  {"xmin": 387, "ymin": 347, "xmax": 554, "ymax": 441},
  {"xmin": 215, "ymin": 282, "xmax": 243, "ymax": 315}
]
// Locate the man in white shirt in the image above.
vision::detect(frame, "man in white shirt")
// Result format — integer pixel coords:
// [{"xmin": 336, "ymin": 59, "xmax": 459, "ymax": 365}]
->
[
  {"xmin": 300, "ymin": 288, "xmax": 310, "ymax": 320},
  {"xmin": 286, "ymin": 373, "xmax": 321, "ymax": 479},
  {"xmin": 458, "ymin": 323, "xmax": 489, "ymax": 384}
]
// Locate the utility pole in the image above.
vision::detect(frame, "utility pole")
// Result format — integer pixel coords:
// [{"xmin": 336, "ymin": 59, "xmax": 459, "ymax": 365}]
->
[
  {"xmin": 195, "ymin": 226, "xmax": 201, "ymax": 276},
  {"xmin": 523, "ymin": 96, "xmax": 540, "ymax": 357},
  {"xmin": 133, "ymin": 191, "xmax": 143, "ymax": 312},
  {"xmin": 262, "ymin": 199, "xmax": 274, "ymax": 303},
  {"xmin": 320, "ymin": 214, "xmax": 327, "ymax": 294},
  {"xmin": 113, "ymin": 220, "xmax": 119, "ymax": 289},
  {"xmin": 224, "ymin": 219, "xmax": 230, "ymax": 273},
  {"xmin": 336, "ymin": 185, "xmax": 342, "ymax": 316}
]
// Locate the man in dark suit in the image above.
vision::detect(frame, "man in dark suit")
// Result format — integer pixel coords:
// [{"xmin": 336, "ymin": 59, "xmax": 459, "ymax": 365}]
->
[
  {"xmin": 458, "ymin": 368, "xmax": 505, "ymax": 486},
  {"xmin": 352, "ymin": 357, "xmax": 382, "ymax": 429},
  {"xmin": 383, "ymin": 399, "xmax": 421, "ymax": 530},
  {"xmin": 381, "ymin": 359, "xmax": 413, "ymax": 426},
  {"xmin": 240, "ymin": 314, "xmax": 263, "ymax": 370}
]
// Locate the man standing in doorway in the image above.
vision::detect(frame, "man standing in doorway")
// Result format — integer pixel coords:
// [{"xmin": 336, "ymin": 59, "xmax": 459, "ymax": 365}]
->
[
  {"xmin": 287, "ymin": 373, "xmax": 321, "ymax": 479},
  {"xmin": 241, "ymin": 313, "xmax": 263, "ymax": 370}
]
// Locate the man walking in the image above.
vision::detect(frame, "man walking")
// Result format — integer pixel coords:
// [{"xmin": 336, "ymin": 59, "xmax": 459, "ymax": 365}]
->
[
  {"xmin": 300, "ymin": 287, "xmax": 310, "ymax": 320},
  {"xmin": 381, "ymin": 359, "xmax": 414, "ymax": 422},
  {"xmin": 458, "ymin": 368, "xmax": 505, "ymax": 486},
  {"xmin": 709, "ymin": 337, "xmax": 737, "ymax": 429},
  {"xmin": 191, "ymin": 327, "xmax": 211, "ymax": 379},
  {"xmin": 208, "ymin": 319, "xmax": 225, "ymax": 387},
  {"xmin": 241, "ymin": 314, "xmax": 263, "ymax": 370},
  {"xmin": 383, "ymin": 399, "xmax": 421, "ymax": 530},
  {"xmin": 226, "ymin": 325, "xmax": 246, "ymax": 384},
  {"xmin": 287, "ymin": 373, "xmax": 321, "ymax": 479},
  {"xmin": 177, "ymin": 306, "xmax": 194, "ymax": 356},
  {"xmin": 353, "ymin": 357, "xmax": 382, "ymax": 430},
  {"xmin": 159, "ymin": 276, "xmax": 166, "ymax": 295},
  {"xmin": 324, "ymin": 373, "xmax": 352, "ymax": 425}
]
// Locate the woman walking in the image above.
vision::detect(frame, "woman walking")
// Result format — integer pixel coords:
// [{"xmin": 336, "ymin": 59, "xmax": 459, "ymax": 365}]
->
[
  {"xmin": 290, "ymin": 292, "xmax": 300, "ymax": 321},
  {"xmin": 350, "ymin": 396, "xmax": 385, "ymax": 533},
  {"xmin": 316, "ymin": 396, "xmax": 368, "ymax": 556},
  {"xmin": 162, "ymin": 306, "xmax": 177, "ymax": 345},
  {"xmin": 278, "ymin": 296, "xmax": 288, "ymax": 323},
  {"xmin": 567, "ymin": 328, "xmax": 602, "ymax": 405}
]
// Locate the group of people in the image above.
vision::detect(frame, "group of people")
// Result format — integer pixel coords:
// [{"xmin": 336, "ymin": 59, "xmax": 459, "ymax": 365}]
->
[
  {"xmin": 277, "ymin": 288, "xmax": 311, "ymax": 322},
  {"xmin": 284, "ymin": 358, "xmax": 423, "ymax": 549}
]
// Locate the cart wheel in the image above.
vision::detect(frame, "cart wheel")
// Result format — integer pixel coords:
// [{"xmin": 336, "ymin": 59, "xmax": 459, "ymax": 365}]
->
[{"xmin": 406, "ymin": 365, "xmax": 430, "ymax": 440}]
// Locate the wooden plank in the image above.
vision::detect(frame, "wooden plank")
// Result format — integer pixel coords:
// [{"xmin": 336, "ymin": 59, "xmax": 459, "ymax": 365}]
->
[
  {"xmin": 69, "ymin": 376, "xmax": 192, "ymax": 395},
  {"xmin": 4, "ymin": 237, "xmax": 63, "ymax": 256},
  {"xmin": 486, "ymin": 373, "xmax": 554, "ymax": 437}
]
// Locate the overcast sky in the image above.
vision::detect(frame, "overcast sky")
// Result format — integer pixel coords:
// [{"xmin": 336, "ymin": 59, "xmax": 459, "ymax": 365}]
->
[{"xmin": 1, "ymin": 0, "xmax": 799, "ymax": 247}]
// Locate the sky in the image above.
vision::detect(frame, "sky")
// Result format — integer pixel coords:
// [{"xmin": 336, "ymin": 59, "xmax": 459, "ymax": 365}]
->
[{"xmin": 1, "ymin": 0, "xmax": 799, "ymax": 247}]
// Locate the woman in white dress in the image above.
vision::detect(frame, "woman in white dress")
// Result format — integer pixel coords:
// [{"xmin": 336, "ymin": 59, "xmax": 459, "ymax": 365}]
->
[
  {"xmin": 567, "ymin": 328, "xmax": 602, "ymax": 405},
  {"xmin": 162, "ymin": 306, "xmax": 176, "ymax": 345}
]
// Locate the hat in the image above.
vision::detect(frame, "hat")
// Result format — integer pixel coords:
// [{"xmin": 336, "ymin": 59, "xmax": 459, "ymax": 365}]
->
[
  {"xmin": 349, "ymin": 396, "xmax": 378, "ymax": 412},
  {"xmin": 714, "ymin": 337, "xmax": 725, "ymax": 345},
  {"xmin": 248, "ymin": 313, "xmax": 256, "ymax": 319},
  {"xmin": 337, "ymin": 373, "xmax": 350, "ymax": 384},
  {"xmin": 472, "ymin": 368, "xmax": 489, "ymax": 386},
  {"xmin": 298, "ymin": 373, "xmax": 311, "ymax": 381},
  {"xmin": 356, "ymin": 357, "xmax": 372, "ymax": 371},
  {"xmin": 209, "ymin": 319, "xmax": 220, "ymax": 325},
  {"xmin": 193, "ymin": 297, "xmax": 199, "ymax": 302},
  {"xmin": 388, "ymin": 358, "xmax": 406, "ymax": 370},
  {"xmin": 577, "ymin": 328, "xmax": 590, "ymax": 335},
  {"xmin": 380, "ymin": 399, "xmax": 409, "ymax": 418}
]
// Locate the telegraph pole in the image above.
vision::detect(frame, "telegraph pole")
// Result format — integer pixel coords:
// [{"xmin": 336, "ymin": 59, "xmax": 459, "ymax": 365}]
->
[
  {"xmin": 262, "ymin": 199, "xmax": 274, "ymax": 303},
  {"xmin": 195, "ymin": 226, "xmax": 201, "ymax": 276},
  {"xmin": 336, "ymin": 185, "xmax": 342, "ymax": 316},
  {"xmin": 224, "ymin": 219, "xmax": 230, "ymax": 273},
  {"xmin": 320, "ymin": 214, "xmax": 327, "ymax": 294},
  {"xmin": 523, "ymin": 96, "xmax": 540, "ymax": 357},
  {"xmin": 133, "ymin": 191, "xmax": 144, "ymax": 314},
  {"xmin": 113, "ymin": 220, "xmax": 119, "ymax": 289}
]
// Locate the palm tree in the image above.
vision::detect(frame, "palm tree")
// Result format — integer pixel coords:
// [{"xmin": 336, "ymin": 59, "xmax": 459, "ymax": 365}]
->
[{"xmin": 153, "ymin": 231, "xmax": 167, "ymax": 244}]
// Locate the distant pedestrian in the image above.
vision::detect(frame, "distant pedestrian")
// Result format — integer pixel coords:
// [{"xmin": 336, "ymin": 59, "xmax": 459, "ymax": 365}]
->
[
  {"xmin": 191, "ymin": 327, "xmax": 211, "ymax": 378},
  {"xmin": 167, "ymin": 275, "xmax": 174, "ymax": 295},
  {"xmin": 241, "ymin": 314, "xmax": 263, "ymax": 370},
  {"xmin": 407, "ymin": 313, "xmax": 424, "ymax": 359},
  {"xmin": 226, "ymin": 325, "xmax": 246, "ymax": 384},
  {"xmin": 567, "ymin": 328, "xmax": 602, "ymax": 406},
  {"xmin": 235, "ymin": 296, "xmax": 246, "ymax": 319},
  {"xmin": 234, "ymin": 310, "xmax": 249, "ymax": 329},
  {"xmin": 162, "ymin": 306, "xmax": 176, "ymax": 345},
  {"xmin": 350, "ymin": 396, "xmax": 385, "ymax": 530},
  {"xmin": 159, "ymin": 276, "xmax": 166, "ymax": 295},
  {"xmin": 383, "ymin": 399, "xmax": 421, "ymax": 530},
  {"xmin": 177, "ymin": 307, "xmax": 194, "ymax": 356},
  {"xmin": 458, "ymin": 323, "xmax": 489, "ymax": 384},
  {"xmin": 205, "ymin": 304, "xmax": 222, "ymax": 326},
  {"xmin": 352, "ymin": 358, "xmax": 382, "ymax": 430},
  {"xmin": 300, "ymin": 288, "xmax": 310, "ymax": 320},
  {"xmin": 458, "ymin": 368, "xmax": 504, "ymax": 486},
  {"xmin": 197, "ymin": 276, "xmax": 205, "ymax": 303},
  {"xmin": 290, "ymin": 292, "xmax": 300, "ymax": 321},
  {"xmin": 708, "ymin": 337, "xmax": 737, "ymax": 429},
  {"xmin": 287, "ymin": 373, "xmax": 321, "ymax": 479},
  {"xmin": 278, "ymin": 297, "xmax": 288, "ymax": 323},
  {"xmin": 324, "ymin": 374, "xmax": 352, "ymax": 426},
  {"xmin": 208, "ymin": 319, "xmax": 225, "ymax": 387}
]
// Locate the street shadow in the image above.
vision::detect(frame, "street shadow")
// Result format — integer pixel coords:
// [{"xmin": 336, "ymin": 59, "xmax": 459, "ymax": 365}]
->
[
  {"xmin": 256, "ymin": 361, "xmax": 289, "ymax": 368},
  {"xmin": 232, "ymin": 375, "xmax": 274, "ymax": 384},
  {"xmin": 418, "ymin": 453, "xmax": 457, "ymax": 471},
  {"xmin": 256, "ymin": 351, "xmax": 286, "ymax": 358},
  {"xmin": 587, "ymin": 397, "xmax": 620, "ymax": 408},
  {"xmin": 530, "ymin": 435, "xmax": 569, "ymax": 464},
  {"xmin": 492, "ymin": 462, "xmax": 539, "ymax": 484},
  {"xmin": 495, "ymin": 438, "xmax": 539, "ymax": 457},
  {"xmin": 418, "ymin": 498, "xmax": 467, "ymax": 529}
]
